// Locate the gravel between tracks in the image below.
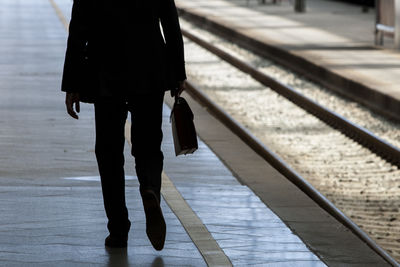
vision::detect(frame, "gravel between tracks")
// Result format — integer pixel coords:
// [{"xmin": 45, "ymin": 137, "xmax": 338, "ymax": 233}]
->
[{"xmin": 181, "ymin": 19, "xmax": 400, "ymax": 259}]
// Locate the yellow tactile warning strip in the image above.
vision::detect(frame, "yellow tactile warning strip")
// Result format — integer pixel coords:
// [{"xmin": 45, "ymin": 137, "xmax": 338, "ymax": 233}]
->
[
  {"xmin": 124, "ymin": 122, "xmax": 232, "ymax": 267},
  {"xmin": 50, "ymin": 0, "xmax": 231, "ymax": 263},
  {"xmin": 49, "ymin": 0, "xmax": 69, "ymax": 31},
  {"xmin": 160, "ymin": 174, "xmax": 233, "ymax": 267}
]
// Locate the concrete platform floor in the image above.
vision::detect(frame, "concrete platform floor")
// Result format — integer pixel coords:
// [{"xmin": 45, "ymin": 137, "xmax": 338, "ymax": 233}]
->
[{"xmin": 0, "ymin": 0, "xmax": 326, "ymax": 265}]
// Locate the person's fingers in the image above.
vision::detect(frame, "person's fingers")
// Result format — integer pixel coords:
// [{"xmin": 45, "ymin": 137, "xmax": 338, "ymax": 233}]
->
[
  {"xmin": 177, "ymin": 83, "xmax": 185, "ymax": 96},
  {"xmin": 65, "ymin": 93, "xmax": 79, "ymax": 119},
  {"xmin": 67, "ymin": 106, "xmax": 79, "ymax": 119},
  {"xmin": 67, "ymin": 102, "xmax": 78, "ymax": 119},
  {"xmin": 75, "ymin": 100, "xmax": 80, "ymax": 113},
  {"xmin": 65, "ymin": 96, "xmax": 73, "ymax": 115},
  {"xmin": 66, "ymin": 99, "xmax": 78, "ymax": 119},
  {"xmin": 65, "ymin": 94, "xmax": 71, "ymax": 107},
  {"xmin": 177, "ymin": 88, "xmax": 183, "ymax": 96}
]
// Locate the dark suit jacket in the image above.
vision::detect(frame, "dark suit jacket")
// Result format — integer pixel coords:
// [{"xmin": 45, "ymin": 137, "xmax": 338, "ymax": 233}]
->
[{"xmin": 61, "ymin": 0, "xmax": 187, "ymax": 103}]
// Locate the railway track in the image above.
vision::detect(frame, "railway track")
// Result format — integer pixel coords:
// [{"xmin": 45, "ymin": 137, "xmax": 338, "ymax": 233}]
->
[
  {"xmin": 181, "ymin": 27, "xmax": 400, "ymax": 168},
  {"xmin": 179, "ymin": 19, "xmax": 400, "ymax": 265}
]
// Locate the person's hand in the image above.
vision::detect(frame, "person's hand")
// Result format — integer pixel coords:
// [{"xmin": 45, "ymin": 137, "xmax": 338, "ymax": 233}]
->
[
  {"xmin": 65, "ymin": 92, "xmax": 80, "ymax": 119},
  {"xmin": 175, "ymin": 80, "xmax": 186, "ymax": 97}
]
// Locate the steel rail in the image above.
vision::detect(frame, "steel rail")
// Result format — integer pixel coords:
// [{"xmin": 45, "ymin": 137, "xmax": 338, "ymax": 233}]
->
[
  {"xmin": 181, "ymin": 27, "xmax": 400, "ymax": 168},
  {"xmin": 184, "ymin": 80, "xmax": 399, "ymax": 267},
  {"xmin": 178, "ymin": 8, "xmax": 400, "ymax": 122}
]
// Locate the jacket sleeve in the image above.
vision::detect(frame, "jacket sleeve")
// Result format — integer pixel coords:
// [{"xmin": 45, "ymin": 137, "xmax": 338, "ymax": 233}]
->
[
  {"xmin": 160, "ymin": 0, "xmax": 187, "ymax": 84},
  {"xmin": 61, "ymin": 0, "xmax": 90, "ymax": 93}
]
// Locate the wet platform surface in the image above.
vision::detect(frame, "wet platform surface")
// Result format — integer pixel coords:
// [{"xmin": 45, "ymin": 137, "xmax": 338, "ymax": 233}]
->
[
  {"xmin": 0, "ymin": 0, "xmax": 328, "ymax": 266},
  {"xmin": 175, "ymin": 0, "xmax": 400, "ymax": 120}
]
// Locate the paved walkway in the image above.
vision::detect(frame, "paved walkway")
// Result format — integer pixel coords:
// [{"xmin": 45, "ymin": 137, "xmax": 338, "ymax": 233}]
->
[
  {"xmin": 0, "ymin": 0, "xmax": 326, "ymax": 265},
  {"xmin": 175, "ymin": 0, "xmax": 400, "ymax": 120}
]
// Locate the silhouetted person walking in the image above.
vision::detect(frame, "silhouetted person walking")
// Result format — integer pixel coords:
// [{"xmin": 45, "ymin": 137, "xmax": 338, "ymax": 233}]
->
[{"xmin": 61, "ymin": 0, "xmax": 186, "ymax": 250}]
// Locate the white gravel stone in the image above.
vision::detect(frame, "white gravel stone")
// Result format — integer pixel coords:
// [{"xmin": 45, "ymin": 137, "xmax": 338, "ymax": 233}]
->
[{"xmin": 181, "ymin": 19, "xmax": 400, "ymax": 259}]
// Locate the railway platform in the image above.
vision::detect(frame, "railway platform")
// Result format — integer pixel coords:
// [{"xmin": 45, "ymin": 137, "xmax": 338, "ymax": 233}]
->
[
  {"xmin": 175, "ymin": 0, "xmax": 400, "ymax": 121},
  {"xmin": 0, "ymin": 0, "xmax": 395, "ymax": 266}
]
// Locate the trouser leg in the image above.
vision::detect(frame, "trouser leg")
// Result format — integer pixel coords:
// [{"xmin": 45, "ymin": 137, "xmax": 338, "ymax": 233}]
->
[
  {"xmin": 94, "ymin": 99, "xmax": 131, "ymax": 236},
  {"xmin": 129, "ymin": 92, "xmax": 165, "ymax": 201}
]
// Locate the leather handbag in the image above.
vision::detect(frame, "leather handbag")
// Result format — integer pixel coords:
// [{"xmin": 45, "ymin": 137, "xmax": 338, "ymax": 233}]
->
[{"xmin": 170, "ymin": 96, "xmax": 198, "ymax": 156}]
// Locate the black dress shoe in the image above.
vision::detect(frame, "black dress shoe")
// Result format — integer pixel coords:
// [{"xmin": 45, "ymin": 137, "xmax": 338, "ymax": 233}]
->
[
  {"xmin": 141, "ymin": 189, "xmax": 166, "ymax": 251},
  {"xmin": 105, "ymin": 234, "xmax": 128, "ymax": 248}
]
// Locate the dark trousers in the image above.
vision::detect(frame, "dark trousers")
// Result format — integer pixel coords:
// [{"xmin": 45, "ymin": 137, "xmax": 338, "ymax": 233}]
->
[{"xmin": 94, "ymin": 92, "xmax": 165, "ymax": 236}]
